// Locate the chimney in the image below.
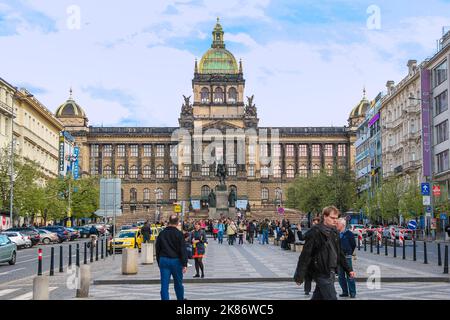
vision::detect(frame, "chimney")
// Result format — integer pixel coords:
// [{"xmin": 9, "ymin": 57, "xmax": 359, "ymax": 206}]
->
[
  {"xmin": 386, "ymin": 81, "xmax": 395, "ymax": 95},
  {"xmin": 407, "ymin": 60, "xmax": 417, "ymax": 76}
]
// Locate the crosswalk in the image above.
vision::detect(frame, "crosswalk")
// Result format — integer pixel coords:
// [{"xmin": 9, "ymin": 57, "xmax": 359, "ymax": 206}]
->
[{"xmin": 0, "ymin": 287, "xmax": 57, "ymax": 300}]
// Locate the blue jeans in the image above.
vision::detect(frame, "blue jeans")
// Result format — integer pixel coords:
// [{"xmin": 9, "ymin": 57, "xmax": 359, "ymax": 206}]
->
[
  {"xmin": 262, "ymin": 230, "xmax": 269, "ymax": 244},
  {"xmin": 338, "ymin": 257, "xmax": 356, "ymax": 297},
  {"xmin": 218, "ymin": 231, "xmax": 224, "ymax": 244},
  {"xmin": 159, "ymin": 257, "xmax": 184, "ymax": 300}
]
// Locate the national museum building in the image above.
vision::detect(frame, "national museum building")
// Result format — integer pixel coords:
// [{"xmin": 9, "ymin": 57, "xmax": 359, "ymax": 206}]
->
[{"xmin": 55, "ymin": 20, "xmax": 357, "ymax": 221}]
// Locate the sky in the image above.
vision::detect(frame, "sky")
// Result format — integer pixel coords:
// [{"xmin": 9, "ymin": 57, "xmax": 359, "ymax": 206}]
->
[{"xmin": 1, "ymin": 0, "xmax": 450, "ymax": 127}]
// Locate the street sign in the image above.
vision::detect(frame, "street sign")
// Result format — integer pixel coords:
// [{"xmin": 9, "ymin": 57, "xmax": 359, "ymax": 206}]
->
[
  {"xmin": 433, "ymin": 185, "xmax": 441, "ymax": 197},
  {"xmin": 423, "ymin": 196, "xmax": 431, "ymax": 206},
  {"xmin": 426, "ymin": 206, "xmax": 432, "ymax": 213},
  {"xmin": 421, "ymin": 183, "xmax": 430, "ymax": 196},
  {"xmin": 440, "ymin": 213, "xmax": 447, "ymax": 220},
  {"xmin": 431, "ymin": 218, "xmax": 437, "ymax": 229},
  {"xmin": 278, "ymin": 207, "xmax": 285, "ymax": 215},
  {"xmin": 408, "ymin": 220, "xmax": 417, "ymax": 230},
  {"xmin": 426, "ymin": 212, "xmax": 432, "ymax": 217},
  {"xmin": 174, "ymin": 204, "xmax": 182, "ymax": 213},
  {"xmin": 1, "ymin": 216, "xmax": 5, "ymax": 226}
]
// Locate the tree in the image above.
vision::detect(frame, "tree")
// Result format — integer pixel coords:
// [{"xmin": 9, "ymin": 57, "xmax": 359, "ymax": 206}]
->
[{"xmin": 399, "ymin": 182, "xmax": 423, "ymax": 220}]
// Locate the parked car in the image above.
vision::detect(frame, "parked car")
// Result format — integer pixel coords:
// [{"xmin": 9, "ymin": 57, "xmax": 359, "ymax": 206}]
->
[
  {"xmin": 72, "ymin": 226, "xmax": 91, "ymax": 238},
  {"xmin": 120, "ymin": 225, "xmax": 133, "ymax": 231},
  {"xmin": 66, "ymin": 228, "xmax": 80, "ymax": 241},
  {"xmin": 108, "ymin": 228, "xmax": 143, "ymax": 254},
  {"xmin": 6, "ymin": 227, "xmax": 40, "ymax": 246},
  {"xmin": 1, "ymin": 231, "xmax": 31, "ymax": 249},
  {"xmin": 37, "ymin": 229, "xmax": 59, "ymax": 244},
  {"xmin": 0, "ymin": 234, "xmax": 17, "ymax": 265},
  {"xmin": 41, "ymin": 226, "xmax": 68, "ymax": 243}
]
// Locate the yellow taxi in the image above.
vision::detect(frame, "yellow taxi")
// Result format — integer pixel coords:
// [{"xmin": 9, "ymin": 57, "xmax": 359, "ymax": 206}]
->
[
  {"xmin": 108, "ymin": 228, "xmax": 143, "ymax": 254},
  {"xmin": 150, "ymin": 225, "xmax": 163, "ymax": 241}
]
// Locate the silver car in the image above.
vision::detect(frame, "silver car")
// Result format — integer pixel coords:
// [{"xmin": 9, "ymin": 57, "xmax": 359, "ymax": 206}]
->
[{"xmin": 0, "ymin": 234, "xmax": 17, "ymax": 265}]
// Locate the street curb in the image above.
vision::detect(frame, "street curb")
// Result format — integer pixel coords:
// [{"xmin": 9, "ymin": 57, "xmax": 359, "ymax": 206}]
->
[{"xmin": 93, "ymin": 277, "xmax": 450, "ymax": 285}]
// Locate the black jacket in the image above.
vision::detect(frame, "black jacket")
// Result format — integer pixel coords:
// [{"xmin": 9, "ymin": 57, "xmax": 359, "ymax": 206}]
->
[
  {"xmin": 155, "ymin": 226, "xmax": 188, "ymax": 267},
  {"xmin": 294, "ymin": 224, "xmax": 352, "ymax": 283},
  {"xmin": 141, "ymin": 225, "xmax": 152, "ymax": 237},
  {"xmin": 340, "ymin": 230, "xmax": 356, "ymax": 256}
]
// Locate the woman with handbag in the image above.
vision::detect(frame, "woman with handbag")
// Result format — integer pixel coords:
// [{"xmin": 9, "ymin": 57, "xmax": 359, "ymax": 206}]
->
[{"xmin": 191, "ymin": 222, "xmax": 207, "ymax": 278}]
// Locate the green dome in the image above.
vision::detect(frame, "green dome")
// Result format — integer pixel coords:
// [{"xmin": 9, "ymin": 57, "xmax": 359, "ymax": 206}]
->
[{"xmin": 199, "ymin": 48, "xmax": 238, "ymax": 74}]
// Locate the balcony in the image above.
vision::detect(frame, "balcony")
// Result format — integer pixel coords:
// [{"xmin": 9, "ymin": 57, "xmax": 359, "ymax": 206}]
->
[
  {"xmin": 0, "ymin": 100, "xmax": 13, "ymax": 116},
  {"xmin": 403, "ymin": 160, "xmax": 421, "ymax": 172}
]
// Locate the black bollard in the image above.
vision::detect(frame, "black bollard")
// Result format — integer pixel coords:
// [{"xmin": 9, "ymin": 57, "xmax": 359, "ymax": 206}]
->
[
  {"xmin": 37, "ymin": 248, "xmax": 43, "ymax": 276},
  {"xmin": 413, "ymin": 240, "xmax": 417, "ymax": 261},
  {"xmin": 402, "ymin": 239, "xmax": 406, "ymax": 260},
  {"xmin": 90, "ymin": 240, "xmax": 94, "ymax": 263},
  {"xmin": 96, "ymin": 239, "xmax": 99, "ymax": 261},
  {"xmin": 444, "ymin": 245, "xmax": 448, "ymax": 274},
  {"xmin": 105, "ymin": 237, "xmax": 109, "ymax": 258},
  {"xmin": 101, "ymin": 238, "xmax": 104, "ymax": 259},
  {"xmin": 357, "ymin": 237, "xmax": 361, "ymax": 251},
  {"xmin": 68, "ymin": 244, "xmax": 72, "ymax": 267},
  {"xmin": 50, "ymin": 247, "xmax": 55, "ymax": 276},
  {"xmin": 393, "ymin": 238, "xmax": 397, "ymax": 258},
  {"xmin": 364, "ymin": 238, "xmax": 367, "ymax": 252},
  {"xmin": 370, "ymin": 237, "xmax": 373, "ymax": 253},
  {"xmin": 377, "ymin": 238, "xmax": 380, "ymax": 255},
  {"xmin": 424, "ymin": 241, "xmax": 428, "ymax": 264},
  {"xmin": 385, "ymin": 237, "xmax": 388, "ymax": 256},
  {"xmin": 76, "ymin": 243, "xmax": 80, "ymax": 267},
  {"xmin": 84, "ymin": 242, "xmax": 88, "ymax": 264},
  {"xmin": 59, "ymin": 246, "xmax": 64, "ymax": 273},
  {"xmin": 438, "ymin": 243, "xmax": 442, "ymax": 266}
]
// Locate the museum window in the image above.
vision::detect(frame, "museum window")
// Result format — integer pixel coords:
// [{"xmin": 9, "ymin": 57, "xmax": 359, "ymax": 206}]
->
[
  {"xmin": 228, "ymin": 87, "xmax": 237, "ymax": 104},
  {"xmin": 260, "ymin": 144, "xmax": 268, "ymax": 158},
  {"xmin": 156, "ymin": 145, "xmax": 165, "ymax": 157},
  {"xmin": 248, "ymin": 144, "xmax": 256, "ymax": 163},
  {"xmin": 273, "ymin": 165, "xmax": 282, "ymax": 178},
  {"xmin": 169, "ymin": 188, "xmax": 177, "ymax": 201},
  {"xmin": 435, "ymin": 90, "xmax": 448, "ymax": 116},
  {"xmin": 261, "ymin": 166, "xmax": 269, "ymax": 178},
  {"xmin": 286, "ymin": 165, "xmax": 294, "ymax": 178},
  {"xmin": 170, "ymin": 165, "xmax": 178, "ymax": 179},
  {"xmin": 214, "ymin": 87, "xmax": 224, "ymax": 103},
  {"xmin": 324, "ymin": 144, "xmax": 333, "ymax": 157},
  {"xmin": 273, "ymin": 144, "xmax": 281, "ymax": 157},
  {"xmin": 103, "ymin": 145, "xmax": 112, "ymax": 157},
  {"xmin": 248, "ymin": 164, "xmax": 255, "ymax": 177},
  {"xmin": 312, "ymin": 164, "xmax": 320, "ymax": 176},
  {"xmin": 90, "ymin": 144, "xmax": 99, "ymax": 157},
  {"xmin": 326, "ymin": 164, "xmax": 333, "ymax": 176},
  {"xmin": 156, "ymin": 165, "xmax": 164, "ymax": 179},
  {"xmin": 201, "ymin": 87, "xmax": 210, "ymax": 103},
  {"xmin": 130, "ymin": 145, "xmax": 138, "ymax": 157},
  {"xmin": 103, "ymin": 165, "xmax": 112, "ymax": 178},
  {"xmin": 117, "ymin": 165, "xmax": 125, "ymax": 179},
  {"xmin": 170, "ymin": 145, "xmax": 178, "ymax": 163},
  {"xmin": 201, "ymin": 186, "xmax": 210, "ymax": 198},
  {"xmin": 90, "ymin": 163, "xmax": 98, "ymax": 176},
  {"xmin": 299, "ymin": 165, "xmax": 307, "ymax": 177},
  {"xmin": 261, "ymin": 188, "xmax": 269, "ymax": 200},
  {"xmin": 312, "ymin": 145, "xmax": 320, "ymax": 157},
  {"xmin": 143, "ymin": 165, "xmax": 151, "ymax": 179},
  {"xmin": 143, "ymin": 145, "xmax": 152, "ymax": 157},
  {"xmin": 156, "ymin": 188, "xmax": 163, "ymax": 200},
  {"xmin": 275, "ymin": 188, "xmax": 282, "ymax": 200},
  {"xmin": 117, "ymin": 145, "xmax": 125, "ymax": 157},
  {"xmin": 130, "ymin": 188, "xmax": 137, "ymax": 202},
  {"xmin": 286, "ymin": 145, "xmax": 294, "ymax": 157},
  {"xmin": 338, "ymin": 144, "xmax": 346, "ymax": 157},
  {"xmin": 183, "ymin": 165, "xmax": 191, "ymax": 177},
  {"xmin": 299, "ymin": 145, "xmax": 308, "ymax": 157},
  {"xmin": 143, "ymin": 188, "xmax": 150, "ymax": 202},
  {"xmin": 129, "ymin": 165, "xmax": 138, "ymax": 179},
  {"xmin": 202, "ymin": 163, "xmax": 210, "ymax": 176}
]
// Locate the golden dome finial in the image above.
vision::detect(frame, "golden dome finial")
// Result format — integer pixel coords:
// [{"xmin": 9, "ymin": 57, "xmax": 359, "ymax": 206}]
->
[{"xmin": 69, "ymin": 87, "xmax": 73, "ymax": 99}]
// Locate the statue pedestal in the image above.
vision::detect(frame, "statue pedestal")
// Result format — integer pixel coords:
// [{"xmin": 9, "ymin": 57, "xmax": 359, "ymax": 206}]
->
[{"xmin": 209, "ymin": 190, "xmax": 231, "ymax": 219}]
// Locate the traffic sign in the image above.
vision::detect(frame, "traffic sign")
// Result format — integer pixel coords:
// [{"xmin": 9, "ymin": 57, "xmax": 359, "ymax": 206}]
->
[
  {"xmin": 421, "ymin": 183, "xmax": 430, "ymax": 196},
  {"xmin": 408, "ymin": 220, "xmax": 417, "ymax": 230},
  {"xmin": 431, "ymin": 218, "xmax": 437, "ymax": 229},
  {"xmin": 278, "ymin": 207, "xmax": 285, "ymax": 215},
  {"xmin": 1, "ymin": 216, "xmax": 5, "ymax": 226},
  {"xmin": 423, "ymin": 196, "xmax": 431, "ymax": 206},
  {"xmin": 426, "ymin": 206, "xmax": 432, "ymax": 213},
  {"xmin": 440, "ymin": 213, "xmax": 447, "ymax": 220},
  {"xmin": 174, "ymin": 204, "xmax": 182, "ymax": 213},
  {"xmin": 433, "ymin": 185, "xmax": 441, "ymax": 196}
]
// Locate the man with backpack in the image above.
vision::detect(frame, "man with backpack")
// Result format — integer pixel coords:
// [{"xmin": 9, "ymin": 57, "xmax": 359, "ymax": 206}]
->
[{"xmin": 294, "ymin": 206, "xmax": 355, "ymax": 300}]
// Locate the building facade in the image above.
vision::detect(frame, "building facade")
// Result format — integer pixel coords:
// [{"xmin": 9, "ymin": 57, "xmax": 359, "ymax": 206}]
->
[
  {"xmin": 380, "ymin": 59, "xmax": 423, "ymax": 185},
  {"xmin": 0, "ymin": 78, "xmax": 15, "ymax": 151},
  {"xmin": 56, "ymin": 20, "xmax": 356, "ymax": 222}
]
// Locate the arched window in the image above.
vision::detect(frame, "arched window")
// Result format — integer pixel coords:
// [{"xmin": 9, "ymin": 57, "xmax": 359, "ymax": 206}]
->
[
  {"xmin": 143, "ymin": 188, "xmax": 150, "ymax": 202},
  {"xmin": 228, "ymin": 87, "xmax": 237, "ymax": 103},
  {"xmin": 202, "ymin": 163, "xmax": 210, "ymax": 176},
  {"xmin": 275, "ymin": 188, "xmax": 282, "ymax": 200},
  {"xmin": 170, "ymin": 165, "xmax": 177, "ymax": 179},
  {"xmin": 326, "ymin": 164, "xmax": 333, "ymax": 176},
  {"xmin": 201, "ymin": 87, "xmax": 210, "ymax": 103},
  {"xmin": 312, "ymin": 164, "xmax": 320, "ymax": 176},
  {"xmin": 129, "ymin": 165, "xmax": 138, "ymax": 179},
  {"xmin": 155, "ymin": 188, "xmax": 163, "ymax": 200},
  {"xmin": 261, "ymin": 188, "xmax": 269, "ymax": 200},
  {"xmin": 130, "ymin": 188, "xmax": 137, "ymax": 202},
  {"xmin": 214, "ymin": 87, "xmax": 224, "ymax": 103},
  {"xmin": 201, "ymin": 185, "xmax": 210, "ymax": 198},
  {"xmin": 156, "ymin": 165, "xmax": 164, "ymax": 179},
  {"xmin": 103, "ymin": 165, "xmax": 112, "ymax": 178},
  {"xmin": 274, "ymin": 165, "xmax": 282, "ymax": 178},
  {"xmin": 286, "ymin": 165, "xmax": 294, "ymax": 178},
  {"xmin": 143, "ymin": 165, "xmax": 151, "ymax": 179},
  {"xmin": 117, "ymin": 165, "xmax": 125, "ymax": 179},
  {"xmin": 169, "ymin": 188, "xmax": 177, "ymax": 200}
]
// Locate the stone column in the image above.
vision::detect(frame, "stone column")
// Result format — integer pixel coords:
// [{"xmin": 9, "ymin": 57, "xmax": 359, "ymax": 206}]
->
[
  {"xmin": 125, "ymin": 144, "xmax": 129, "ymax": 175},
  {"xmin": 321, "ymin": 143, "xmax": 325, "ymax": 169},
  {"xmin": 307, "ymin": 143, "xmax": 312, "ymax": 177},
  {"xmin": 111, "ymin": 144, "xmax": 116, "ymax": 175},
  {"xmin": 98, "ymin": 144, "xmax": 103, "ymax": 175},
  {"xmin": 294, "ymin": 144, "xmax": 299, "ymax": 175}
]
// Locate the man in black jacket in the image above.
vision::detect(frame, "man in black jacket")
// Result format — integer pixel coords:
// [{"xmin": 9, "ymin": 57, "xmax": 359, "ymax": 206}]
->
[
  {"xmin": 294, "ymin": 206, "xmax": 355, "ymax": 300},
  {"xmin": 156, "ymin": 215, "xmax": 187, "ymax": 300}
]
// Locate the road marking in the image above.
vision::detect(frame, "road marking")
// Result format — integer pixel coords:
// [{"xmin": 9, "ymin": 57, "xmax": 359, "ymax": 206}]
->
[
  {"xmin": 11, "ymin": 287, "xmax": 57, "ymax": 300},
  {"xmin": 0, "ymin": 268, "xmax": 25, "ymax": 276},
  {"xmin": 0, "ymin": 288, "xmax": 21, "ymax": 298}
]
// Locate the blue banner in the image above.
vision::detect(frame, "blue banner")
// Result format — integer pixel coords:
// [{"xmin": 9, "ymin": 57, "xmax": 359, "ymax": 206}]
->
[{"xmin": 73, "ymin": 146, "xmax": 79, "ymax": 180}]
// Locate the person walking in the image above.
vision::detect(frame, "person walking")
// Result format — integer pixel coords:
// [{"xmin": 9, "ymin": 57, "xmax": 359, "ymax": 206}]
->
[
  {"xmin": 294, "ymin": 207, "xmax": 355, "ymax": 300},
  {"xmin": 261, "ymin": 219, "xmax": 269, "ymax": 245},
  {"xmin": 191, "ymin": 222, "xmax": 207, "ymax": 278},
  {"xmin": 227, "ymin": 221, "xmax": 237, "ymax": 245},
  {"xmin": 301, "ymin": 217, "xmax": 320, "ymax": 295},
  {"xmin": 336, "ymin": 218, "xmax": 357, "ymax": 298},
  {"xmin": 141, "ymin": 221, "xmax": 152, "ymax": 243},
  {"xmin": 212, "ymin": 220, "xmax": 219, "ymax": 241},
  {"xmin": 217, "ymin": 220, "xmax": 225, "ymax": 244},
  {"xmin": 155, "ymin": 215, "xmax": 188, "ymax": 300},
  {"xmin": 238, "ymin": 221, "xmax": 246, "ymax": 245}
]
